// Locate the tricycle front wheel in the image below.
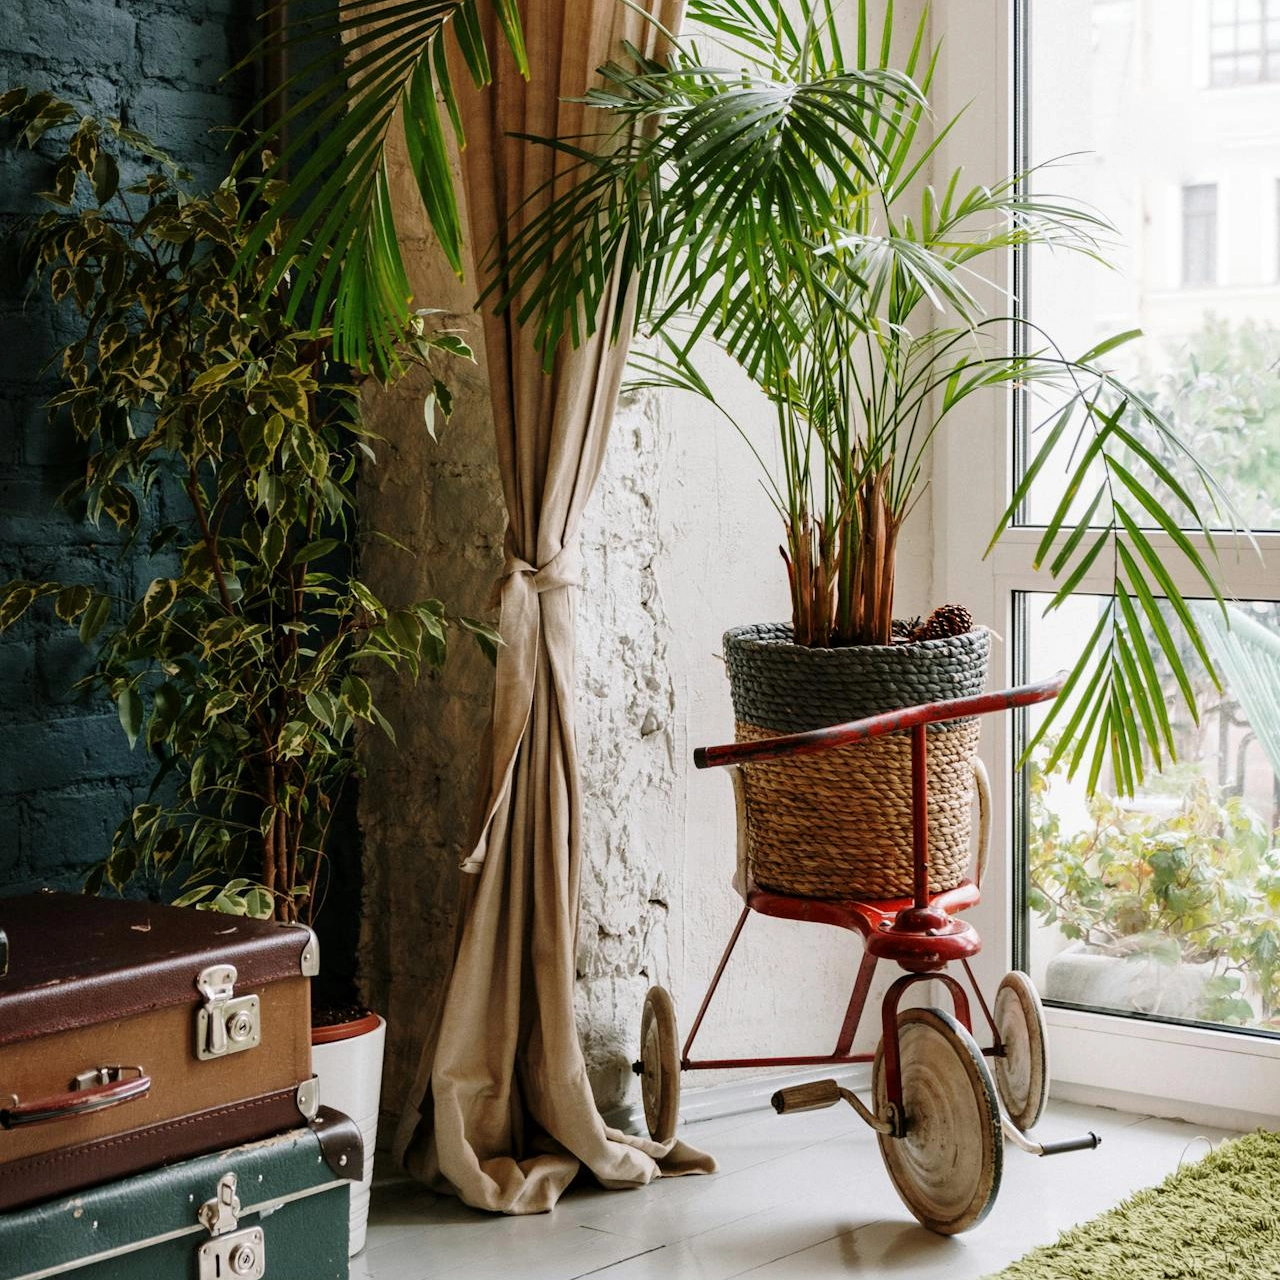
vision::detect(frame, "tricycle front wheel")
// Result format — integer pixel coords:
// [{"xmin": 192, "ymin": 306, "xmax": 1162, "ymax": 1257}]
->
[{"xmin": 873, "ymin": 1007, "xmax": 1002, "ymax": 1235}]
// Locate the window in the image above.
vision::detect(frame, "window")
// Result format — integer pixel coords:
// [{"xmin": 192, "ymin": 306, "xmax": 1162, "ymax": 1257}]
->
[
  {"xmin": 1210, "ymin": 0, "xmax": 1280, "ymax": 86},
  {"xmin": 1017, "ymin": 1, "xmax": 1280, "ymax": 1109},
  {"xmin": 1181, "ymin": 183, "xmax": 1218, "ymax": 286},
  {"xmin": 930, "ymin": 2, "xmax": 1280, "ymax": 1128},
  {"xmin": 1020, "ymin": 594, "xmax": 1280, "ymax": 1038}
]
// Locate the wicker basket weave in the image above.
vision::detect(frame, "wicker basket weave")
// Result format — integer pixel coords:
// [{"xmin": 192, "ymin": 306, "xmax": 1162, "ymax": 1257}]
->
[{"xmin": 723, "ymin": 623, "xmax": 990, "ymax": 900}]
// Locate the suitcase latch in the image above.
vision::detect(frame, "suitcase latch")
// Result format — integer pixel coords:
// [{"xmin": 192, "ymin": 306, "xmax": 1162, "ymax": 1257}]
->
[
  {"xmin": 197, "ymin": 1230, "xmax": 266, "ymax": 1280},
  {"xmin": 195, "ymin": 964, "xmax": 261, "ymax": 1061},
  {"xmin": 198, "ymin": 1172, "xmax": 242, "ymax": 1236},
  {"xmin": 197, "ymin": 1174, "xmax": 266, "ymax": 1279}
]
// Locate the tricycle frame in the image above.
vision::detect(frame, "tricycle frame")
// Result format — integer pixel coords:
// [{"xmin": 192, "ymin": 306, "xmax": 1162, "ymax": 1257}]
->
[{"xmin": 635, "ymin": 673, "xmax": 1101, "ymax": 1232}]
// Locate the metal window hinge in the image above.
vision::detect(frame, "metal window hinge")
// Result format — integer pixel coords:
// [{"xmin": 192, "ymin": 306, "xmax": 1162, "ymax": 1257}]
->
[
  {"xmin": 195, "ymin": 964, "xmax": 261, "ymax": 1061},
  {"xmin": 197, "ymin": 1174, "xmax": 265, "ymax": 1279}
]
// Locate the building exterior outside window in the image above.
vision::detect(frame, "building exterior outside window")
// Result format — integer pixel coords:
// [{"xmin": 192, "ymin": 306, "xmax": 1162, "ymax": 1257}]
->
[
  {"xmin": 1181, "ymin": 182, "xmax": 1218, "ymax": 285},
  {"xmin": 1210, "ymin": 0, "xmax": 1280, "ymax": 87}
]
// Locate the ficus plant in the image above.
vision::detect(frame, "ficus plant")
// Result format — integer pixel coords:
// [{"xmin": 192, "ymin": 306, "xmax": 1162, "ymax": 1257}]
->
[
  {"xmin": 0, "ymin": 90, "xmax": 496, "ymax": 924},
  {"xmin": 491, "ymin": 0, "xmax": 1237, "ymax": 794}
]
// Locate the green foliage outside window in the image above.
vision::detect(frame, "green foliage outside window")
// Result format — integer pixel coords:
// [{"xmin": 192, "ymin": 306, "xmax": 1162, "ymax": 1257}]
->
[
  {"xmin": 1137, "ymin": 317, "xmax": 1280, "ymax": 530},
  {"xmin": 1028, "ymin": 752, "xmax": 1280, "ymax": 1029}
]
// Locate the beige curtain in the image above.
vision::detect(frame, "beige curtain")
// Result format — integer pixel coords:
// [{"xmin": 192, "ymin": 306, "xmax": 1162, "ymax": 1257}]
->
[{"xmin": 393, "ymin": 0, "xmax": 714, "ymax": 1213}]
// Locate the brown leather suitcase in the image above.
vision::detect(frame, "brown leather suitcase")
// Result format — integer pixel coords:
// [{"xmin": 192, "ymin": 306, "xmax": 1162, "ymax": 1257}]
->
[{"xmin": 0, "ymin": 891, "xmax": 318, "ymax": 1210}]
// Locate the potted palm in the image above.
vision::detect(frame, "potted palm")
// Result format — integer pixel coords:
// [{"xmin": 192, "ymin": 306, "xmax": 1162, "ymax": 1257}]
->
[
  {"xmin": 487, "ymin": 0, "xmax": 1232, "ymax": 898},
  {"xmin": 0, "ymin": 89, "xmax": 494, "ymax": 1251}
]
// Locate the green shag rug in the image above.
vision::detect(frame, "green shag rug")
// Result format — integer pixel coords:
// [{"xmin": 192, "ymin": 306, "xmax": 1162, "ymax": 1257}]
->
[{"xmin": 984, "ymin": 1130, "xmax": 1280, "ymax": 1279}]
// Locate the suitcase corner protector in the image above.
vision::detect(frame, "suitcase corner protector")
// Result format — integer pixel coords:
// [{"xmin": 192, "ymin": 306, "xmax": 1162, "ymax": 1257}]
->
[
  {"xmin": 288, "ymin": 925, "xmax": 320, "ymax": 977},
  {"xmin": 296, "ymin": 1077, "xmax": 319, "ymax": 1120},
  {"xmin": 312, "ymin": 1106, "xmax": 364, "ymax": 1183}
]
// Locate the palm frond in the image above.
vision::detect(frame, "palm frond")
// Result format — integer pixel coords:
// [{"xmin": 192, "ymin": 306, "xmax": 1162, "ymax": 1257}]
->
[
  {"xmin": 998, "ymin": 350, "xmax": 1246, "ymax": 791},
  {"xmin": 487, "ymin": 0, "xmax": 1237, "ymax": 786},
  {"xmin": 236, "ymin": 0, "xmax": 527, "ymax": 374},
  {"xmin": 493, "ymin": 22, "xmax": 924, "ymax": 366}
]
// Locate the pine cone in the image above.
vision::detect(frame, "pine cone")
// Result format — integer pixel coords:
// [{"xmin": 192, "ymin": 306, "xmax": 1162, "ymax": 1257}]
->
[
  {"xmin": 909, "ymin": 604, "xmax": 973, "ymax": 642},
  {"xmin": 892, "ymin": 616, "xmax": 921, "ymax": 642}
]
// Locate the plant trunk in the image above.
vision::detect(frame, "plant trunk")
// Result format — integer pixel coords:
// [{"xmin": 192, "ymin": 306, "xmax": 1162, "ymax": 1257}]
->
[
  {"xmin": 275, "ymin": 805, "xmax": 292, "ymax": 922},
  {"xmin": 784, "ymin": 510, "xmax": 840, "ymax": 647},
  {"xmin": 785, "ymin": 469, "xmax": 903, "ymax": 648},
  {"xmin": 840, "ymin": 464, "xmax": 900, "ymax": 647},
  {"xmin": 263, "ymin": 764, "xmax": 278, "ymax": 903}
]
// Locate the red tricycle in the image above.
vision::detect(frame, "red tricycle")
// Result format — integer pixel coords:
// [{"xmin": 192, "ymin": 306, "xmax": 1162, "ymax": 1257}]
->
[{"xmin": 633, "ymin": 676, "xmax": 1099, "ymax": 1234}]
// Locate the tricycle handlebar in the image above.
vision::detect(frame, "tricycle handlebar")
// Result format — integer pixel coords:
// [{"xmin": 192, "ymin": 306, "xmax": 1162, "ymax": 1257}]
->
[{"xmin": 693, "ymin": 673, "xmax": 1065, "ymax": 771}]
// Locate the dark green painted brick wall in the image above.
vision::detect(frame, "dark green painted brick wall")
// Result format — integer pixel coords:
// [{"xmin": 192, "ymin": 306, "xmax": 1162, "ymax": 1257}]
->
[{"xmin": 0, "ymin": 0, "xmax": 256, "ymax": 895}]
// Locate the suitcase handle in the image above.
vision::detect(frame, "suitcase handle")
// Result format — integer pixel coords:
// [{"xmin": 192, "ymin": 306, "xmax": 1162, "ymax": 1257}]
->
[{"xmin": 1, "ymin": 1066, "xmax": 151, "ymax": 1129}]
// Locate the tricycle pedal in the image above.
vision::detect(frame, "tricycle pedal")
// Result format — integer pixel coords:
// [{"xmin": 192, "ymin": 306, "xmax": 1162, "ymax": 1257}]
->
[{"xmin": 771, "ymin": 1079, "xmax": 842, "ymax": 1114}]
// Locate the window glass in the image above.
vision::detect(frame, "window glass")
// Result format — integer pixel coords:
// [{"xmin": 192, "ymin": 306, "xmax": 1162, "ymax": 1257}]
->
[
  {"xmin": 1019, "ymin": 1, "xmax": 1280, "ymax": 531},
  {"xmin": 1021, "ymin": 592, "xmax": 1280, "ymax": 1037},
  {"xmin": 1209, "ymin": 0, "xmax": 1280, "ymax": 84},
  {"xmin": 1181, "ymin": 183, "xmax": 1218, "ymax": 286}
]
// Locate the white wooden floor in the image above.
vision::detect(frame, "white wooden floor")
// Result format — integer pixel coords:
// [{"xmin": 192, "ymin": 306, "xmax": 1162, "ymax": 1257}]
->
[{"xmin": 352, "ymin": 1098, "xmax": 1239, "ymax": 1280}]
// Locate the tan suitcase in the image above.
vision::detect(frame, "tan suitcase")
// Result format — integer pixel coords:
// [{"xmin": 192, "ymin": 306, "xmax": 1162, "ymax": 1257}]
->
[{"xmin": 0, "ymin": 891, "xmax": 317, "ymax": 1210}]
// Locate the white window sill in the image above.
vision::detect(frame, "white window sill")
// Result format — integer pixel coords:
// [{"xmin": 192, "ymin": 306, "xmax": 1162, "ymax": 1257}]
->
[{"xmin": 1047, "ymin": 1004, "xmax": 1280, "ymax": 1132}]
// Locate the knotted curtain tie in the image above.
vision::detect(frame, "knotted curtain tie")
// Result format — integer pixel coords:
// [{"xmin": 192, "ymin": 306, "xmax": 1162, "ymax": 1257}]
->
[
  {"xmin": 493, "ymin": 537, "xmax": 582, "ymax": 604},
  {"xmin": 463, "ymin": 535, "xmax": 584, "ymax": 876}
]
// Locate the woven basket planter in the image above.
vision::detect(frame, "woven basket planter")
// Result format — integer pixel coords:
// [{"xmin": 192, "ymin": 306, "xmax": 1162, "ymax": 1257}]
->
[{"xmin": 723, "ymin": 622, "xmax": 990, "ymax": 900}]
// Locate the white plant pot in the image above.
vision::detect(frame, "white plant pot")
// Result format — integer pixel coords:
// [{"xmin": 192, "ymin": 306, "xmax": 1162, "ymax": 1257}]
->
[
  {"xmin": 1044, "ymin": 943, "xmax": 1216, "ymax": 1022},
  {"xmin": 312, "ymin": 1013, "xmax": 386, "ymax": 1256}
]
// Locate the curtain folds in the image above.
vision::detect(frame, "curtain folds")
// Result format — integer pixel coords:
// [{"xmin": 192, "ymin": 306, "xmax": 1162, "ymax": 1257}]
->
[{"xmin": 393, "ymin": 0, "xmax": 713, "ymax": 1213}]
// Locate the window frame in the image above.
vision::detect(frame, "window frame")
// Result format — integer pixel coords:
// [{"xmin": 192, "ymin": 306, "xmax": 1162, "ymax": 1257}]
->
[{"xmin": 929, "ymin": 0, "xmax": 1280, "ymax": 1129}]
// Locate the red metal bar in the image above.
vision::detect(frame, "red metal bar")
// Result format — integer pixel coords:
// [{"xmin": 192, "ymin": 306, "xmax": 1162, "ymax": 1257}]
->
[
  {"xmin": 880, "ymin": 972, "xmax": 974, "ymax": 1117},
  {"xmin": 681, "ymin": 904, "xmax": 751, "ymax": 1065},
  {"xmin": 747, "ymin": 881, "xmax": 980, "ymax": 932},
  {"xmin": 694, "ymin": 674, "xmax": 1065, "ymax": 771},
  {"xmin": 833, "ymin": 950, "xmax": 879, "ymax": 1057},
  {"xmin": 879, "ymin": 973, "xmax": 922, "ymax": 1114},
  {"xmin": 684, "ymin": 1052, "xmax": 875, "ymax": 1071},
  {"xmin": 962, "ymin": 956, "xmax": 1002, "ymax": 1046},
  {"xmin": 911, "ymin": 722, "xmax": 929, "ymax": 911},
  {"xmin": 934, "ymin": 972, "xmax": 974, "ymax": 1032}
]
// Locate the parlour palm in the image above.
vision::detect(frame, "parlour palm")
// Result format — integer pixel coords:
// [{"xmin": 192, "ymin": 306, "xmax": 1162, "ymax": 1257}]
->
[
  {"xmin": 244, "ymin": 0, "xmax": 1242, "ymax": 790},
  {"xmin": 496, "ymin": 0, "xmax": 1240, "ymax": 795}
]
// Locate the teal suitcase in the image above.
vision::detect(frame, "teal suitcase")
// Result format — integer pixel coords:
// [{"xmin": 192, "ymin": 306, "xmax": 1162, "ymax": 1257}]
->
[{"xmin": 0, "ymin": 1109, "xmax": 361, "ymax": 1279}]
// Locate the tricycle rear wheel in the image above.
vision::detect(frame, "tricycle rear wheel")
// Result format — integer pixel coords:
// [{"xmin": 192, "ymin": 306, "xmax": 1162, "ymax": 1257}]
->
[
  {"xmin": 993, "ymin": 971, "xmax": 1049, "ymax": 1132},
  {"xmin": 639, "ymin": 985, "xmax": 681, "ymax": 1143}
]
